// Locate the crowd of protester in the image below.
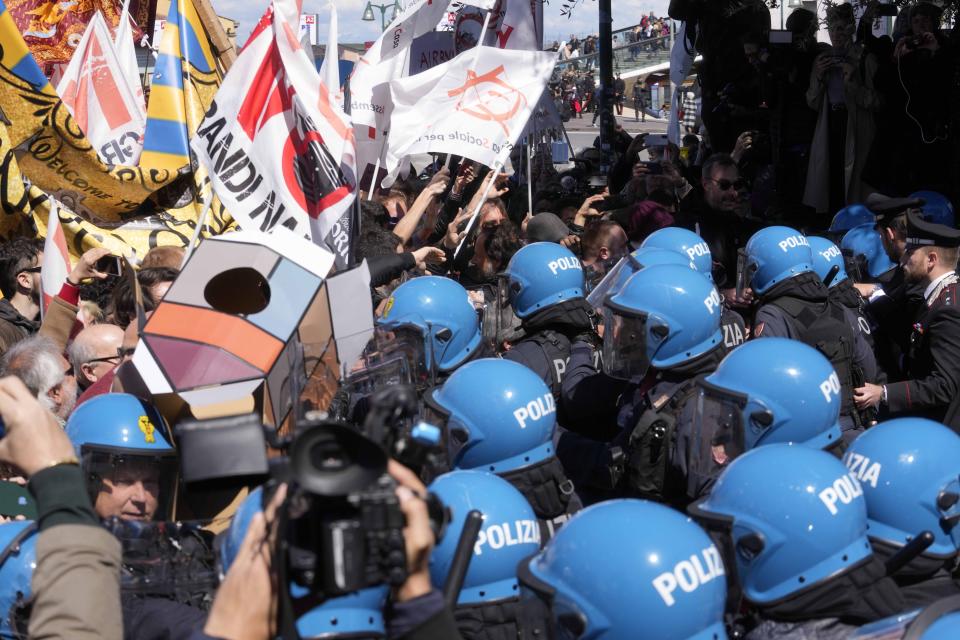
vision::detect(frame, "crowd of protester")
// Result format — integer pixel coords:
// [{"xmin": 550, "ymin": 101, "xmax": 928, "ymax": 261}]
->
[{"xmin": 5, "ymin": 1, "xmax": 960, "ymax": 639}]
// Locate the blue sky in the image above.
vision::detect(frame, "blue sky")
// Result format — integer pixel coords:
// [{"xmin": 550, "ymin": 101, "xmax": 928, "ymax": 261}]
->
[{"xmin": 209, "ymin": 0, "xmax": 672, "ymax": 47}]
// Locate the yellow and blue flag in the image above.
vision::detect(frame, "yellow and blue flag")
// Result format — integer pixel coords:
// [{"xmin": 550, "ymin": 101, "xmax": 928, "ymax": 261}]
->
[{"xmin": 141, "ymin": 0, "xmax": 221, "ymax": 170}]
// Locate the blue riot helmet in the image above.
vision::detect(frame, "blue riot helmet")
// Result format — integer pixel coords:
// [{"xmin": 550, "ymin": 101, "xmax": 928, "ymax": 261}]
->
[
  {"xmin": 829, "ymin": 204, "xmax": 876, "ymax": 237},
  {"xmin": 519, "ymin": 499, "xmax": 727, "ymax": 640},
  {"xmin": 911, "ymin": 190, "xmax": 955, "ymax": 227},
  {"xmin": 425, "ymin": 359, "xmax": 557, "ymax": 474},
  {"xmin": 743, "ymin": 226, "xmax": 814, "ymax": 295},
  {"xmin": 920, "ymin": 611, "xmax": 960, "ymax": 640},
  {"xmin": 808, "ymin": 236, "xmax": 848, "ymax": 288},
  {"xmin": 694, "ymin": 339, "xmax": 842, "ymax": 474},
  {"xmin": 65, "ymin": 393, "xmax": 178, "ymax": 521},
  {"xmin": 586, "ymin": 246, "xmax": 696, "ymax": 309},
  {"xmin": 0, "ymin": 521, "xmax": 36, "ymax": 639},
  {"xmin": 429, "ymin": 471, "xmax": 540, "ymax": 607},
  {"xmin": 602, "ymin": 265, "xmax": 722, "ymax": 380},
  {"xmin": 221, "ymin": 488, "xmax": 388, "ymax": 639},
  {"xmin": 641, "ymin": 226, "xmax": 714, "ymax": 281},
  {"xmin": 376, "ymin": 276, "xmax": 482, "ymax": 374},
  {"xmin": 504, "ymin": 242, "xmax": 585, "ymax": 319},
  {"xmin": 689, "ymin": 444, "xmax": 873, "ymax": 607},
  {"xmin": 219, "ymin": 487, "xmax": 266, "ymax": 575},
  {"xmin": 843, "ymin": 418, "xmax": 960, "ymax": 571},
  {"xmin": 841, "ymin": 223, "xmax": 897, "ymax": 282}
]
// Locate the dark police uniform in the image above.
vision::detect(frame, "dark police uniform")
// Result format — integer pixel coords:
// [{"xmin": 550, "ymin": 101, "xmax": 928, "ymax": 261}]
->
[
  {"xmin": 753, "ymin": 272, "xmax": 878, "ymax": 442},
  {"xmin": 884, "ymin": 213, "xmax": 960, "ymax": 433}
]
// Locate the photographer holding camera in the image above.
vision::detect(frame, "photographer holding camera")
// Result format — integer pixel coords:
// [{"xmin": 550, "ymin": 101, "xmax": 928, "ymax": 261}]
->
[{"xmin": 202, "ymin": 457, "xmax": 460, "ymax": 640}]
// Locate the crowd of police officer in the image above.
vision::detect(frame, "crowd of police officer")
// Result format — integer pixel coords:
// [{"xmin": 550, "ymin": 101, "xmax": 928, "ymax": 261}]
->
[
  {"xmin": 326, "ymin": 189, "xmax": 960, "ymax": 638},
  {"xmin": 5, "ymin": 200, "xmax": 960, "ymax": 638}
]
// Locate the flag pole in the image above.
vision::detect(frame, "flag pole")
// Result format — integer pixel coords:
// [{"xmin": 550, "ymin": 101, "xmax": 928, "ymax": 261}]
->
[
  {"xmin": 526, "ymin": 133, "xmax": 534, "ymax": 218},
  {"xmin": 453, "ymin": 160, "xmax": 503, "ymax": 260}
]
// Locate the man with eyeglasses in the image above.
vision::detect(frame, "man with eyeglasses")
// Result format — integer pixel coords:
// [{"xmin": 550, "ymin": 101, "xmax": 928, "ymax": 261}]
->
[
  {"xmin": 675, "ymin": 153, "xmax": 761, "ymax": 310},
  {"xmin": 0, "ymin": 237, "xmax": 44, "ymax": 356},
  {"xmin": 68, "ymin": 324, "xmax": 125, "ymax": 390}
]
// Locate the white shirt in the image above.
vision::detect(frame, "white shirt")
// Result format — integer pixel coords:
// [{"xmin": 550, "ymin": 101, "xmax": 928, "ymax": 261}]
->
[{"xmin": 924, "ymin": 271, "xmax": 956, "ymax": 302}]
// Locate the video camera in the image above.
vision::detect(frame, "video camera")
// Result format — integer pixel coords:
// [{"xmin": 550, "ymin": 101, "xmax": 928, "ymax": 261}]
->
[
  {"xmin": 282, "ymin": 421, "xmax": 446, "ymax": 597},
  {"xmin": 177, "ymin": 412, "xmax": 448, "ymax": 602}
]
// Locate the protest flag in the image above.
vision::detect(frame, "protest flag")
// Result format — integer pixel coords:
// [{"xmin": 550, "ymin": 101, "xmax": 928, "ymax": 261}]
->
[
  {"xmin": 388, "ymin": 45, "xmax": 555, "ymax": 170},
  {"xmin": 141, "ymin": 0, "xmax": 221, "ymax": 170},
  {"xmin": 0, "ymin": 0, "xmax": 228, "ymax": 264},
  {"xmin": 349, "ymin": 0, "xmax": 451, "ymax": 190},
  {"xmin": 319, "ymin": 1, "xmax": 342, "ymax": 108},
  {"xmin": 56, "ymin": 12, "xmax": 147, "ymax": 166},
  {"xmin": 190, "ymin": 0, "xmax": 358, "ymax": 270},
  {"xmin": 39, "ymin": 199, "xmax": 70, "ymax": 316},
  {"xmin": 115, "ymin": 0, "xmax": 147, "ymax": 112},
  {"xmin": 484, "ymin": 0, "xmax": 541, "ymax": 51}
]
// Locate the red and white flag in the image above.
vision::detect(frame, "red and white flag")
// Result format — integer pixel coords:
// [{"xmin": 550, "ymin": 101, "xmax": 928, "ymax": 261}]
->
[
  {"xmin": 56, "ymin": 11, "xmax": 146, "ymax": 166},
  {"xmin": 40, "ymin": 200, "xmax": 72, "ymax": 316},
  {"xmin": 485, "ymin": 0, "xmax": 541, "ymax": 51},
  {"xmin": 190, "ymin": 0, "xmax": 356, "ymax": 269},
  {"xmin": 388, "ymin": 45, "xmax": 555, "ymax": 169},
  {"xmin": 349, "ymin": 0, "xmax": 451, "ymax": 185}
]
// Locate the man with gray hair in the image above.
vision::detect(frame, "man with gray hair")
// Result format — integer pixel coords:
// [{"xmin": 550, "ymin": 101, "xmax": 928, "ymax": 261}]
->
[
  {"xmin": 0, "ymin": 335, "xmax": 77, "ymax": 423},
  {"xmin": 68, "ymin": 324, "xmax": 124, "ymax": 390}
]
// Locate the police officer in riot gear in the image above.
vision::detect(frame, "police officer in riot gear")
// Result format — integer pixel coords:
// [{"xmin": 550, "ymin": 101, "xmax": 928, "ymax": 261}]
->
[
  {"xmin": 562, "ymin": 264, "xmax": 726, "ymax": 506},
  {"xmin": 377, "ymin": 276, "xmax": 485, "ymax": 383},
  {"xmin": 744, "ymin": 225, "xmax": 878, "ymax": 443},
  {"xmin": 66, "ymin": 394, "xmax": 211, "ymax": 640},
  {"xmin": 809, "ymin": 236, "xmax": 880, "ymax": 403},
  {"xmin": 501, "ymin": 242, "xmax": 596, "ymax": 400},
  {"xmin": 684, "ymin": 338, "xmax": 845, "ymax": 500},
  {"xmin": 429, "ymin": 471, "xmax": 543, "ymax": 640},
  {"xmin": 690, "ymin": 445, "xmax": 906, "ymax": 639},
  {"xmin": 642, "ymin": 226, "xmax": 747, "ymax": 349},
  {"xmin": 425, "ymin": 358, "xmax": 582, "ymax": 539},
  {"xmin": 517, "ymin": 500, "xmax": 728, "ymax": 640},
  {"xmin": 843, "ymin": 418, "xmax": 960, "ymax": 607}
]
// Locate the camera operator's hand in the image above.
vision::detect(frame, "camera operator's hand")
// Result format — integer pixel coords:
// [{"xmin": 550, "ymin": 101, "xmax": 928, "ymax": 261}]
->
[
  {"xmin": 632, "ymin": 161, "xmax": 650, "ymax": 180},
  {"xmin": 204, "ymin": 484, "xmax": 288, "ymax": 640},
  {"xmin": 388, "ymin": 461, "xmax": 434, "ymax": 603},
  {"xmin": 67, "ymin": 247, "xmax": 112, "ymax": 286},
  {"xmin": 0, "ymin": 377, "xmax": 76, "ymax": 478}
]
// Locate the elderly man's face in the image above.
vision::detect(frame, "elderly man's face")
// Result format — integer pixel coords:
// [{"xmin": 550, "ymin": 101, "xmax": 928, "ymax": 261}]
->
[{"xmin": 94, "ymin": 458, "xmax": 161, "ymax": 522}]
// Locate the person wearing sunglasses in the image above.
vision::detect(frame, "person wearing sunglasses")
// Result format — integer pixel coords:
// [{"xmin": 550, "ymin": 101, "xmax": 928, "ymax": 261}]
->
[
  {"xmin": 0, "ymin": 237, "xmax": 44, "ymax": 358},
  {"xmin": 674, "ymin": 154, "xmax": 761, "ymax": 311}
]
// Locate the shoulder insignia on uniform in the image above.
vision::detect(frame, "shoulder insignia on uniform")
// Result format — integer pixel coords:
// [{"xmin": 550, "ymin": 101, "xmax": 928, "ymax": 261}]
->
[{"xmin": 139, "ymin": 416, "xmax": 156, "ymax": 444}]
